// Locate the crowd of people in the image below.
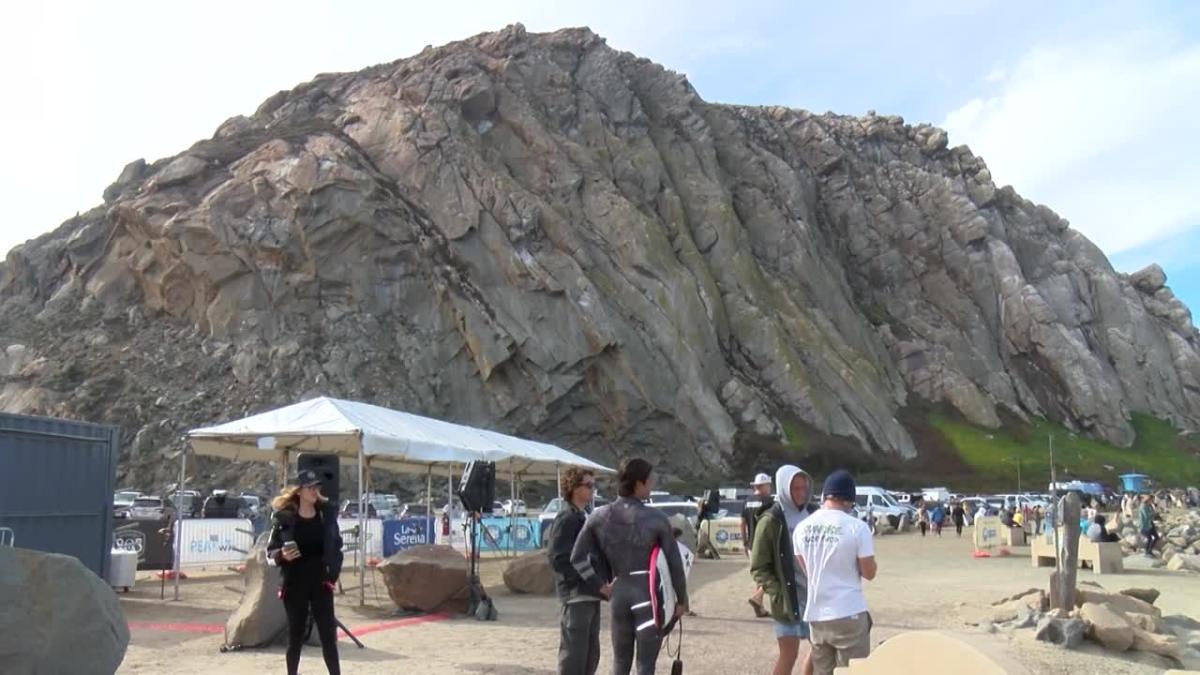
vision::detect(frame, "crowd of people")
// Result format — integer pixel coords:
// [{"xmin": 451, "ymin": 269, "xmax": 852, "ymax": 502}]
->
[
  {"xmin": 545, "ymin": 459, "xmax": 877, "ymax": 675},
  {"xmin": 259, "ymin": 459, "xmax": 1192, "ymax": 675}
]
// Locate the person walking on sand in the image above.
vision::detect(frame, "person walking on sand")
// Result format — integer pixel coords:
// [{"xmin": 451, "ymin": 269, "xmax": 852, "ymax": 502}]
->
[
  {"xmin": 549, "ymin": 467, "xmax": 611, "ymax": 675},
  {"xmin": 571, "ymin": 458, "xmax": 688, "ymax": 675},
  {"xmin": 266, "ymin": 470, "xmax": 344, "ymax": 675},
  {"xmin": 795, "ymin": 470, "xmax": 877, "ymax": 675},
  {"xmin": 930, "ymin": 503, "xmax": 946, "ymax": 536},
  {"xmin": 742, "ymin": 472, "xmax": 776, "ymax": 618},
  {"xmin": 951, "ymin": 502, "xmax": 965, "ymax": 537},
  {"xmin": 917, "ymin": 503, "xmax": 929, "ymax": 537},
  {"xmin": 750, "ymin": 465, "xmax": 817, "ymax": 675},
  {"xmin": 1139, "ymin": 494, "xmax": 1160, "ymax": 557}
]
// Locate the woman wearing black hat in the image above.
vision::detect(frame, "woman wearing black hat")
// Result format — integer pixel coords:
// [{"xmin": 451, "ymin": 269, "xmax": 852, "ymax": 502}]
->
[{"xmin": 267, "ymin": 470, "xmax": 344, "ymax": 675}]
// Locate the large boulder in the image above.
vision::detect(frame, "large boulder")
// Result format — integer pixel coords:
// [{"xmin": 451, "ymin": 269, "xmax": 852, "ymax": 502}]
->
[
  {"xmin": 378, "ymin": 545, "xmax": 470, "ymax": 614},
  {"xmin": 224, "ymin": 541, "xmax": 287, "ymax": 648},
  {"xmin": 0, "ymin": 547, "xmax": 129, "ymax": 674},
  {"xmin": 1080, "ymin": 602, "xmax": 1133, "ymax": 652},
  {"xmin": 503, "ymin": 552, "xmax": 555, "ymax": 595}
]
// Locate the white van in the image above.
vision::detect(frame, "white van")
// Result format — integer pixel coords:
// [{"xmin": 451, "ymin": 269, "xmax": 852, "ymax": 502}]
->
[{"xmin": 854, "ymin": 487, "xmax": 913, "ymax": 531}]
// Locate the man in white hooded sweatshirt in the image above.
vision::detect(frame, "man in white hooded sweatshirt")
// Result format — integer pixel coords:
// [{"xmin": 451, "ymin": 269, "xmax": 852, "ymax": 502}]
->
[{"xmin": 750, "ymin": 465, "xmax": 817, "ymax": 675}]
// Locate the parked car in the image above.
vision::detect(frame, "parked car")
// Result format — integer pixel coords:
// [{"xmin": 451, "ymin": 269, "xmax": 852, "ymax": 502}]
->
[
  {"xmin": 538, "ymin": 498, "xmax": 565, "ymax": 546},
  {"xmin": 400, "ymin": 503, "xmax": 430, "ymax": 519},
  {"xmin": 129, "ymin": 496, "xmax": 168, "ymax": 520},
  {"xmin": 339, "ymin": 500, "xmax": 378, "ymax": 518},
  {"xmin": 646, "ymin": 501, "xmax": 700, "ymax": 522},
  {"xmin": 501, "ymin": 499, "xmax": 528, "ymax": 516},
  {"xmin": 169, "ymin": 492, "xmax": 203, "ymax": 518},
  {"xmin": 239, "ymin": 493, "xmax": 263, "ymax": 512},
  {"xmin": 113, "ymin": 490, "xmax": 141, "ymax": 519}
]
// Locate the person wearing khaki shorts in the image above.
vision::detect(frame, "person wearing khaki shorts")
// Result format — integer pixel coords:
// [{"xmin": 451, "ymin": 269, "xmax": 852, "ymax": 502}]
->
[
  {"xmin": 794, "ymin": 470, "xmax": 878, "ymax": 675},
  {"xmin": 808, "ymin": 611, "xmax": 872, "ymax": 672}
]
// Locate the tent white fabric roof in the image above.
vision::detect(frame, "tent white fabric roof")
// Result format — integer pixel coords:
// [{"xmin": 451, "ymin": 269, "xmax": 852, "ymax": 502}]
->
[{"xmin": 187, "ymin": 396, "xmax": 612, "ymax": 479}]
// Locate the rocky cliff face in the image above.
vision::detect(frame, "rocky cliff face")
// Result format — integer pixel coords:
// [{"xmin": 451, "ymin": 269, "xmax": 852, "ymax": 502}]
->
[{"xmin": 2, "ymin": 25, "xmax": 1198, "ymax": 487}]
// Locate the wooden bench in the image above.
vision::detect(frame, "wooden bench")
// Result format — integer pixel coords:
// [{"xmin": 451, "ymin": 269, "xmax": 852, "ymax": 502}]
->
[{"xmin": 1030, "ymin": 529, "xmax": 1123, "ymax": 574}]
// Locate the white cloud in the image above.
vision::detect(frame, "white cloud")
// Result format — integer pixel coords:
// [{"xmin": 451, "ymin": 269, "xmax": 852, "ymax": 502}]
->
[{"xmin": 942, "ymin": 30, "xmax": 1200, "ymax": 255}]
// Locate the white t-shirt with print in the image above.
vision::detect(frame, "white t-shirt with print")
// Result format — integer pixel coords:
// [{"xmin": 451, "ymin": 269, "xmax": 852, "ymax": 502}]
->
[{"xmin": 793, "ymin": 507, "xmax": 874, "ymax": 622}]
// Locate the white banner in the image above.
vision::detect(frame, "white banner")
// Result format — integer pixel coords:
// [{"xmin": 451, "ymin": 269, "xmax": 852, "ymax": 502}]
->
[
  {"xmin": 337, "ymin": 518, "xmax": 383, "ymax": 559},
  {"xmin": 973, "ymin": 516, "xmax": 1003, "ymax": 550},
  {"xmin": 175, "ymin": 519, "xmax": 254, "ymax": 567}
]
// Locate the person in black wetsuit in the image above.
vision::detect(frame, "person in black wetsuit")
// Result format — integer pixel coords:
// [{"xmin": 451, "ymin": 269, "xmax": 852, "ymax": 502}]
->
[
  {"xmin": 571, "ymin": 457, "xmax": 689, "ymax": 675},
  {"xmin": 266, "ymin": 470, "xmax": 344, "ymax": 675}
]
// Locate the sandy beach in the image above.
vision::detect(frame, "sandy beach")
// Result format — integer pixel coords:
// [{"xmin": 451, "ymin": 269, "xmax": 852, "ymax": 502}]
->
[{"xmin": 115, "ymin": 526, "xmax": 1200, "ymax": 674}]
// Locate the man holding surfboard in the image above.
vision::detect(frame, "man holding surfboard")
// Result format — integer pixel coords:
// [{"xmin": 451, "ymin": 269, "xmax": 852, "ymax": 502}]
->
[{"xmin": 571, "ymin": 458, "xmax": 689, "ymax": 675}]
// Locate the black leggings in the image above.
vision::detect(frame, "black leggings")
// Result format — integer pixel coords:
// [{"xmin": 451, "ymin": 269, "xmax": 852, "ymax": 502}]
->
[{"xmin": 283, "ymin": 579, "xmax": 340, "ymax": 675}]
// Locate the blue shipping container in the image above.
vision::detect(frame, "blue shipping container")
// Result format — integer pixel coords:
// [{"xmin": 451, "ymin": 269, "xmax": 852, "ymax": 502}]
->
[{"xmin": 0, "ymin": 412, "xmax": 119, "ymax": 578}]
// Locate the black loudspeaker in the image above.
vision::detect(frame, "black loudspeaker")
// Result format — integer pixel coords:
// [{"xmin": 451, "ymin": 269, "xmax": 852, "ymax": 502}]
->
[
  {"xmin": 458, "ymin": 461, "xmax": 496, "ymax": 513},
  {"xmin": 298, "ymin": 453, "xmax": 340, "ymax": 504}
]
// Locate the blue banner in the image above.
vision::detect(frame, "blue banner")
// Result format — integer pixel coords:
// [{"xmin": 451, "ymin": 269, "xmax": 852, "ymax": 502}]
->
[
  {"xmin": 383, "ymin": 517, "xmax": 436, "ymax": 556},
  {"xmin": 478, "ymin": 517, "xmax": 542, "ymax": 552}
]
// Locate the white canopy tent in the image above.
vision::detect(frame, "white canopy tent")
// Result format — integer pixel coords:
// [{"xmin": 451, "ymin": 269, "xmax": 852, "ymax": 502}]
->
[{"xmin": 181, "ymin": 396, "xmax": 614, "ymax": 604}]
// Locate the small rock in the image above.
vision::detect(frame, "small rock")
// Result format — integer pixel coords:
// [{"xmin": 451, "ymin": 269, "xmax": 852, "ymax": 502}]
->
[
  {"xmin": 1126, "ymin": 612, "xmax": 1165, "ymax": 634},
  {"xmin": 1013, "ymin": 605, "xmax": 1039, "ymax": 629},
  {"xmin": 1036, "ymin": 617, "xmax": 1086, "ymax": 649},
  {"xmin": 1166, "ymin": 553, "xmax": 1200, "ymax": 572},
  {"xmin": 992, "ymin": 588, "xmax": 1042, "ymax": 606},
  {"xmin": 1076, "ymin": 588, "xmax": 1162, "ymax": 617},
  {"xmin": 1120, "ymin": 587, "xmax": 1161, "ymax": 605},
  {"xmin": 1131, "ymin": 627, "xmax": 1182, "ymax": 659}
]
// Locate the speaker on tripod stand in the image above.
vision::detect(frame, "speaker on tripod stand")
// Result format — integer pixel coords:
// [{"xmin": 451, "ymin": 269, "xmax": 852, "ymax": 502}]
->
[{"xmin": 457, "ymin": 461, "xmax": 498, "ymax": 620}]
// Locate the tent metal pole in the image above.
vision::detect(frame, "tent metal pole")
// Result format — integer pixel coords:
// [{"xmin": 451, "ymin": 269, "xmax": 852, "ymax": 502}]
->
[
  {"xmin": 509, "ymin": 461, "xmax": 516, "ymax": 558},
  {"xmin": 358, "ymin": 444, "xmax": 365, "ymax": 607},
  {"xmin": 173, "ymin": 445, "xmax": 187, "ymax": 601},
  {"xmin": 425, "ymin": 466, "xmax": 433, "ymax": 529},
  {"xmin": 277, "ymin": 450, "xmax": 287, "ymax": 492}
]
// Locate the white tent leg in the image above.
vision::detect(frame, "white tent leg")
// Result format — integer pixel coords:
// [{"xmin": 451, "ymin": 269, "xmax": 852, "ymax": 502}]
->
[
  {"xmin": 426, "ymin": 466, "xmax": 433, "ymax": 529},
  {"xmin": 358, "ymin": 445, "xmax": 365, "ymax": 607},
  {"xmin": 173, "ymin": 446, "xmax": 187, "ymax": 601}
]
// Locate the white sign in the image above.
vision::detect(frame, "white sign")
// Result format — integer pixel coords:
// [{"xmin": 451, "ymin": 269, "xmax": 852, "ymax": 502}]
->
[
  {"xmin": 175, "ymin": 519, "xmax": 254, "ymax": 566},
  {"xmin": 973, "ymin": 516, "xmax": 1003, "ymax": 550}
]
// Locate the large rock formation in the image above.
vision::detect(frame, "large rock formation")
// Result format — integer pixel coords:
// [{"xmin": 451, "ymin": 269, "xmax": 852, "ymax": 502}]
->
[{"xmin": 1, "ymin": 24, "xmax": 1198, "ymax": 486}]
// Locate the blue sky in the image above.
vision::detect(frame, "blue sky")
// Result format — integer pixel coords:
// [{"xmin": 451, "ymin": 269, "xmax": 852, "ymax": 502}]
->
[{"xmin": 1, "ymin": 0, "xmax": 1197, "ymax": 317}]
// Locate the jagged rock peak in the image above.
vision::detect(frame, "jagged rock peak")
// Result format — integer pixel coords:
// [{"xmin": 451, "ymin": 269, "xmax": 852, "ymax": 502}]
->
[{"xmin": 2, "ymin": 25, "xmax": 1197, "ymax": 486}]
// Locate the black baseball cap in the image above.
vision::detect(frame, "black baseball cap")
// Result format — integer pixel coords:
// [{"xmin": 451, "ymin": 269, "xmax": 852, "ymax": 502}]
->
[{"xmin": 295, "ymin": 469, "xmax": 323, "ymax": 487}]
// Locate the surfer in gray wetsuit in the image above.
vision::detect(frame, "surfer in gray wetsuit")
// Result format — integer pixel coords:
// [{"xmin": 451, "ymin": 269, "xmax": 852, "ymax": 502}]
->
[{"xmin": 571, "ymin": 457, "xmax": 689, "ymax": 675}]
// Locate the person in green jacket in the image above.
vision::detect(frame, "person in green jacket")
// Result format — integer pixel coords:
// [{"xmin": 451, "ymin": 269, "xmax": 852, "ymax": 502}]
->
[
  {"xmin": 751, "ymin": 465, "xmax": 816, "ymax": 675},
  {"xmin": 1138, "ymin": 494, "xmax": 1160, "ymax": 556}
]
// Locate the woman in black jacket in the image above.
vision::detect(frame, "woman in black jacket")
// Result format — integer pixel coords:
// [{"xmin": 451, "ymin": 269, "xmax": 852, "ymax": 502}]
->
[{"xmin": 266, "ymin": 470, "xmax": 344, "ymax": 675}]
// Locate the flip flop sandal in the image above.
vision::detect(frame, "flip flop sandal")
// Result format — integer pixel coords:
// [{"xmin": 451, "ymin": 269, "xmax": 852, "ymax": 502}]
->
[{"xmin": 748, "ymin": 598, "xmax": 769, "ymax": 618}]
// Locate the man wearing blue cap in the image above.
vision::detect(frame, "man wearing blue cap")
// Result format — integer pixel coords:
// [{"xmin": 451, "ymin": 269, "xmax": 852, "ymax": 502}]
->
[{"xmin": 794, "ymin": 470, "xmax": 877, "ymax": 675}]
